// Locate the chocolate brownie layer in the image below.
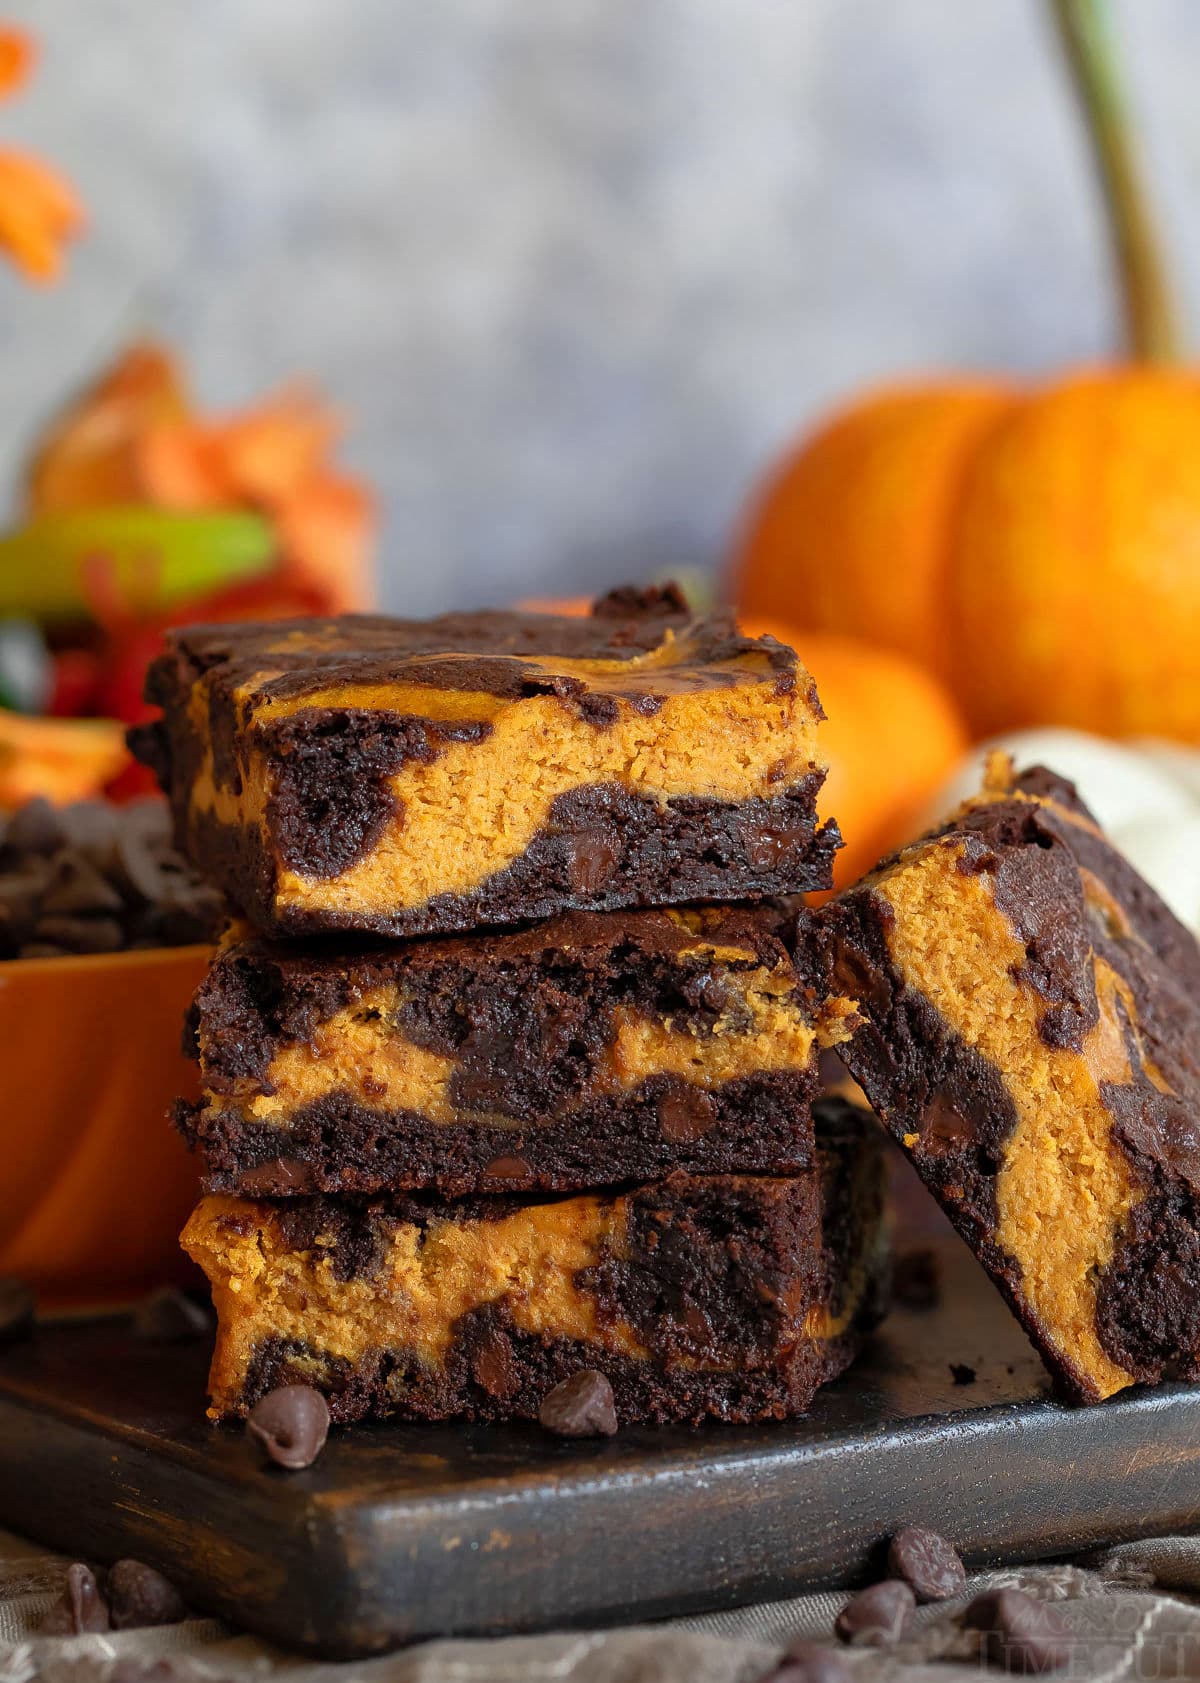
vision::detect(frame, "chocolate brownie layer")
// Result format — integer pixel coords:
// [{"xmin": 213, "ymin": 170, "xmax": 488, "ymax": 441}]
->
[
  {"xmin": 181, "ymin": 905, "xmax": 854, "ymax": 1196},
  {"xmin": 819, "ymin": 754, "xmax": 1200, "ymax": 1403},
  {"xmin": 182, "ymin": 1098, "xmax": 889, "ymax": 1426},
  {"xmin": 132, "ymin": 585, "xmax": 839, "ymax": 938}
]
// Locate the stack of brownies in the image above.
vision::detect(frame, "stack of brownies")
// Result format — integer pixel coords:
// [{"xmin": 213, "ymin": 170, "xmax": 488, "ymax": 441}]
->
[{"xmin": 133, "ymin": 585, "xmax": 890, "ymax": 1427}]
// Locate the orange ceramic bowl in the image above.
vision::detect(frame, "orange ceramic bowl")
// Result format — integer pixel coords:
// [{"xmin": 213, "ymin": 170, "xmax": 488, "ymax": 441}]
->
[{"xmin": 0, "ymin": 943, "xmax": 212, "ymax": 1309}]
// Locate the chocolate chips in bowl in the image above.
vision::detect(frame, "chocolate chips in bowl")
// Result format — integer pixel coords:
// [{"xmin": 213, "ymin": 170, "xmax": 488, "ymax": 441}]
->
[
  {"xmin": 0, "ymin": 796, "xmax": 226, "ymax": 1308},
  {"xmin": 0, "ymin": 797, "xmax": 224, "ymax": 959}
]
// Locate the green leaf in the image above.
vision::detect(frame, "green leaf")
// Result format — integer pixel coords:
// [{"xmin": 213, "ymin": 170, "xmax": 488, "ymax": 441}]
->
[{"xmin": 0, "ymin": 508, "xmax": 276, "ymax": 622}]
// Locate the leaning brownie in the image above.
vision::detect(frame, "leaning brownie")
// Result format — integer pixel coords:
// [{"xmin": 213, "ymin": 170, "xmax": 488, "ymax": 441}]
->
[
  {"xmin": 131, "ymin": 585, "xmax": 839, "ymax": 939},
  {"xmin": 819, "ymin": 753, "xmax": 1200, "ymax": 1403},
  {"xmin": 182, "ymin": 1098, "xmax": 889, "ymax": 1426},
  {"xmin": 179, "ymin": 904, "xmax": 853, "ymax": 1197}
]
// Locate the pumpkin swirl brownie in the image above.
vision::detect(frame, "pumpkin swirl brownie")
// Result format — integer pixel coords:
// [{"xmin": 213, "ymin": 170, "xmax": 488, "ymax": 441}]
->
[
  {"xmin": 182, "ymin": 1097, "xmax": 889, "ymax": 1425},
  {"xmin": 179, "ymin": 904, "xmax": 853, "ymax": 1197},
  {"xmin": 819, "ymin": 753, "xmax": 1200, "ymax": 1403},
  {"xmin": 130, "ymin": 584, "xmax": 839, "ymax": 939}
]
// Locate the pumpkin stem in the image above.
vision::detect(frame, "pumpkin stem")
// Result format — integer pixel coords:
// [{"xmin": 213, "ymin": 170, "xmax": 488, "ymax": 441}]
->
[{"xmin": 1048, "ymin": 0, "xmax": 1182, "ymax": 362}]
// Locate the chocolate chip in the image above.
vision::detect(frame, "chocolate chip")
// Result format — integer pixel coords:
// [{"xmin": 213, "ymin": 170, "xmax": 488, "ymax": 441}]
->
[
  {"xmin": 920, "ymin": 1091, "xmax": 976, "ymax": 1155},
  {"xmin": 950, "ymin": 1363, "xmax": 977, "ymax": 1385},
  {"xmin": 888, "ymin": 1525, "xmax": 966, "ymax": 1602},
  {"xmin": 893, "ymin": 1248, "xmax": 941, "ymax": 1310},
  {"xmin": 236, "ymin": 1156, "xmax": 316, "ymax": 1195},
  {"xmin": 246, "ymin": 1385, "xmax": 330, "ymax": 1469},
  {"xmin": 834, "ymin": 1579, "xmax": 915, "ymax": 1647},
  {"xmin": 0, "ymin": 1276, "xmax": 34, "ymax": 1343},
  {"xmin": 538, "ymin": 1369, "xmax": 618, "ymax": 1438},
  {"xmin": 658, "ymin": 1085, "xmax": 718, "ymax": 1142},
  {"xmin": 132, "ymin": 1287, "xmax": 212, "ymax": 1344},
  {"xmin": 481, "ymin": 1154, "xmax": 534, "ymax": 1185},
  {"xmin": 568, "ymin": 831, "xmax": 620, "ymax": 894},
  {"xmin": 962, "ymin": 1588, "xmax": 1070, "ymax": 1673},
  {"xmin": 470, "ymin": 1327, "xmax": 518, "ymax": 1399},
  {"xmin": 747, "ymin": 821, "xmax": 809, "ymax": 871},
  {"xmin": 41, "ymin": 851, "xmax": 123, "ymax": 916},
  {"xmin": 38, "ymin": 1562, "xmax": 110, "ymax": 1635},
  {"xmin": 108, "ymin": 1559, "xmax": 187, "ymax": 1629},
  {"xmin": 765, "ymin": 1642, "xmax": 852, "ymax": 1683}
]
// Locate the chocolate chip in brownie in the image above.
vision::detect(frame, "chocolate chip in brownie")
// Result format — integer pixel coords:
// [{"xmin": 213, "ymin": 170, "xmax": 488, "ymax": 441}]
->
[
  {"xmin": 481, "ymin": 1154, "xmax": 534, "ymax": 1185},
  {"xmin": 962, "ymin": 1588, "xmax": 1070, "ymax": 1673},
  {"xmin": 538, "ymin": 1369, "xmax": 618, "ymax": 1438},
  {"xmin": 107, "ymin": 1559, "xmax": 188, "ymax": 1629},
  {"xmin": 834, "ymin": 1579, "xmax": 915, "ymax": 1647},
  {"xmin": 246, "ymin": 1385, "xmax": 330, "ymax": 1469},
  {"xmin": 658, "ymin": 1085, "xmax": 718, "ymax": 1142},
  {"xmin": 38, "ymin": 1562, "xmax": 111, "ymax": 1635},
  {"xmin": 132, "ymin": 1287, "xmax": 212, "ymax": 1344},
  {"xmin": 950, "ymin": 1362, "xmax": 977, "ymax": 1385},
  {"xmin": 0, "ymin": 1277, "xmax": 34, "ymax": 1344},
  {"xmin": 887, "ymin": 1525, "xmax": 966, "ymax": 1602}
]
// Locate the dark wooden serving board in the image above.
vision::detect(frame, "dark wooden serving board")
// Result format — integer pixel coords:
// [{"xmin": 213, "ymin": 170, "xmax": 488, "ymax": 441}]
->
[{"xmin": 2, "ymin": 1238, "xmax": 1199, "ymax": 1659}]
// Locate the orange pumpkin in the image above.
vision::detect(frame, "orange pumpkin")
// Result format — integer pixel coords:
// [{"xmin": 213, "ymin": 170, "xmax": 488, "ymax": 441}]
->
[
  {"xmin": 734, "ymin": 369, "xmax": 1200, "ymax": 743},
  {"xmin": 735, "ymin": 1, "xmax": 1200, "ymax": 746},
  {"xmin": 741, "ymin": 621, "xmax": 969, "ymax": 886}
]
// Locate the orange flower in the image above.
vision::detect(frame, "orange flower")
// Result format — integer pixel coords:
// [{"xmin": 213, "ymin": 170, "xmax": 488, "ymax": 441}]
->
[
  {"xmin": 0, "ymin": 30, "xmax": 83, "ymax": 283},
  {"xmin": 26, "ymin": 343, "xmax": 375, "ymax": 614}
]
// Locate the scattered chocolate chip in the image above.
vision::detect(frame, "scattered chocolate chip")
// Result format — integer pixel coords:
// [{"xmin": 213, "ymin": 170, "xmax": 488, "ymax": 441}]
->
[
  {"xmin": 834, "ymin": 1579, "xmax": 915, "ymax": 1647},
  {"xmin": 962, "ymin": 1588, "xmax": 1070, "ymax": 1673},
  {"xmin": 38, "ymin": 1562, "xmax": 110, "ymax": 1635},
  {"xmin": 893, "ymin": 1247, "xmax": 941, "ymax": 1310},
  {"xmin": 0, "ymin": 1276, "xmax": 34, "ymax": 1344},
  {"xmin": 246, "ymin": 1385, "xmax": 330, "ymax": 1469},
  {"xmin": 950, "ymin": 1363, "xmax": 977, "ymax": 1385},
  {"xmin": 107, "ymin": 1558, "xmax": 188, "ymax": 1629},
  {"xmin": 132, "ymin": 1287, "xmax": 212, "ymax": 1344},
  {"xmin": 764, "ymin": 1640, "xmax": 852, "ymax": 1683},
  {"xmin": 888, "ymin": 1525, "xmax": 966, "ymax": 1602},
  {"xmin": 0, "ymin": 797, "xmax": 224, "ymax": 960},
  {"xmin": 538, "ymin": 1369, "xmax": 618, "ymax": 1438}
]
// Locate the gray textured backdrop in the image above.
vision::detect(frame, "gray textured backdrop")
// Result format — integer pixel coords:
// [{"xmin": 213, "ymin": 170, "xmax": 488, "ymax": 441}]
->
[{"xmin": 2, "ymin": 0, "xmax": 1198, "ymax": 613}]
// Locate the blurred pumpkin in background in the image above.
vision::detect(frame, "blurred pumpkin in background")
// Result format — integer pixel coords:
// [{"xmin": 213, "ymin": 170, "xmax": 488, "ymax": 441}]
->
[
  {"xmin": 734, "ymin": 0, "xmax": 1200, "ymax": 748},
  {"xmin": 740, "ymin": 621, "xmax": 969, "ymax": 887}
]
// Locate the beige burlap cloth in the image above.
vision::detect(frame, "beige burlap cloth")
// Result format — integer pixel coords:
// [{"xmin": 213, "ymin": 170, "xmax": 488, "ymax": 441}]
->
[{"xmin": 4, "ymin": 1527, "xmax": 1200, "ymax": 1682}]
